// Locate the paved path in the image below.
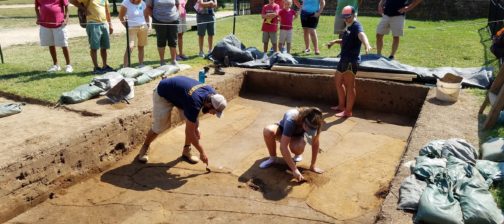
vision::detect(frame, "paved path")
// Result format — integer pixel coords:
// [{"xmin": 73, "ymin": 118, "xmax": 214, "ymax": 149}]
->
[{"xmin": 0, "ymin": 11, "xmax": 234, "ymax": 48}]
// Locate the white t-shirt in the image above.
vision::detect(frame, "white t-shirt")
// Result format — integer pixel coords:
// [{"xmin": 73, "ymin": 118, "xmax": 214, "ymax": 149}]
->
[{"xmin": 122, "ymin": 0, "xmax": 147, "ymax": 27}]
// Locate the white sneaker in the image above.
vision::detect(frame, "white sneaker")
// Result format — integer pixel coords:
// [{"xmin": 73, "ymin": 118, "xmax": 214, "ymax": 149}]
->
[
  {"xmin": 259, "ymin": 157, "xmax": 276, "ymax": 169},
  {"xmin": 47, "ymin": 65, "xmax": 61, "ymax": 72},
  {"xmin": 293, "ymin": 155, "xmax": 303, "ymax": 162},
  {"xmin": 199, "ymin": 51, "xmax": 205, "ymax": 58},
  {"xmin": 171, "ymin": 61, "xmax": 179, "ymax": 66},
  {"xmin": 65, "ymin": 64, "xmax": 73, "ymax": 73}
]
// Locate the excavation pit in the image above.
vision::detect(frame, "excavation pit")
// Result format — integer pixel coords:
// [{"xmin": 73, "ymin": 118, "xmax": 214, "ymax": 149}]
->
[{"xmin": 2, "ymin": 68, "xmax": 480, "ymax": 223}]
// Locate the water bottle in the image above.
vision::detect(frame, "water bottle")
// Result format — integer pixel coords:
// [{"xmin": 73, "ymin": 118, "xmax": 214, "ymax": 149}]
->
[{"xmin": 198, "ymin": 69, "xmax": 206, "ymax": 83}]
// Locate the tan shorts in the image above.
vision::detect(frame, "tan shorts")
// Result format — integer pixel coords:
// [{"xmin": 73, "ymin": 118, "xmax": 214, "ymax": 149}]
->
[
  {"xmin": 128, "ymin": 25, "xmax": 148, "ymax": 47},
  {"xmin": 39, "ymin": 25, "xmax": 68, "ymax": 47},
  {"xmin": 376, "ymin": 15, "xmax": 405, "ymax": 37},
  {"xmin": 178, "ymin": 16, "xmax": 188, "ymax": 34},
  {"xmin": 152, "ymin": 89, "xmax": 185, "ymax": 134},
  {"xmin": 262, "ymin": 31, "xmax": 277, "ymax": 44},
  {"xmin": 279, "ymin": 29, "xmax": 293, "ymax": 44}
]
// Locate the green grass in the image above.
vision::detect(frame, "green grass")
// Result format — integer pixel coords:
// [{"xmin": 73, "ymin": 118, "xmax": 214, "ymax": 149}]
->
[
  {"xmin": 0, "ymin": 0, "xmax": 34, "ymax": 5},
  {"xmin": 0, "ymin": 15, "xmax": 495, "ymax": 103}
]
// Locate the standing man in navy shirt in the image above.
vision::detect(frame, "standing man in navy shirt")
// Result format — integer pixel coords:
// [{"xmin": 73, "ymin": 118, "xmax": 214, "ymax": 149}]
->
[
  {"xmin": 137, "ymin": 76, "xmax": 227, "ymax": 165},
  {"xmin": 375, "ymin": 0, "xmax": 422, "ymax": 60},
  {"xmin": 327, "ymin": 6, "xmax": 371, "ymax": 118}
]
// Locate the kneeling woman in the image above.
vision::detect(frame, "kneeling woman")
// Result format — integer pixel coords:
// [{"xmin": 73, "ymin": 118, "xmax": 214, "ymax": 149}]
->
[{"xmin": 260, "ymin": 107, "xmax": 324, "ymax": 181}]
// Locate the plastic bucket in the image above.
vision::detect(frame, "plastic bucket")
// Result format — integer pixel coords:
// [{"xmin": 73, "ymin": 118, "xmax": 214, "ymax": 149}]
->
[
  {"xmin": 436, "ymin": 79, "xmax": 461, "ymax": 102},
  {"xmin": 124, "ymin": 78, "xmax": 135, "ymax": 100}
]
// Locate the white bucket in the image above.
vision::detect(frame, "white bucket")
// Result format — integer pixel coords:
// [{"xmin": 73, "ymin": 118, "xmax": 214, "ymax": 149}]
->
[
  {"xmin": 436, "ymin": 79, "xmax": 461, "ymax": 102},
  {"xmin": 124, "ymin": 78, "xmax": 135, "ymax": 100}
]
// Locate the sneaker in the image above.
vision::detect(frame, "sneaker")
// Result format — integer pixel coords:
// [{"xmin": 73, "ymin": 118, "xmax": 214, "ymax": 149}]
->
[
  {"xmin": 259, "ymin": 157, "xmax": 276, "ymax": 169},
  {"xmin": 388, "ymin": 55, "xmax": 394, "ymax": 60},
  {"xmin": 176, "ymin": 55, "xmax": 183, "ymax": 61},
  {"xmin": 335, "ymin": 111, "xmax": 352, "ymax": 118},
  {"xmin": 179, "ymin": 54, "xmax": 189, "ymax": 60},
  {"xmin": 304, "ymin": 48, "xmax": 311, "ymax": 54},
  {"xmin": 199, "ymin": 51, "xmax": 205, "ymax": 58},
  {"xmin": 182, "ymin": 147, "xmax": 200, "ymax": 164},
  {"xmin": 65, "ymin": 64, "xmax": 73, "ymax": 73},
  {"xmin": 102, "ymin": 65, "xmax": 114, "ymax": 72},
  {"xmin": 92, "ymin": 67, "xmax": 104, "ymax": 74},
  {"xmin": 137, "ymin": 64, "xmax": 146, "ymax": 68},
  {"xmin": 47, "ymin": 65, "xmax": 61, "ymax": 72},
  {"xmin": 314, "ymin": 51, "xmax": 320, "ymax": 55},
  {"xmin": 293, "ymin": 154, "xmax": 303, "ymax": 162},
  {"xmin": 171, "ymin": 60, "xmax": 179, "ymax": 66}
]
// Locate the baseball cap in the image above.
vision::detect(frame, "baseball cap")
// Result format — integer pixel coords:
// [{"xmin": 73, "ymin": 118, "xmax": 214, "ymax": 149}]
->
[
  {"xmin": 341, "ymin": 5, "xmax": 355, "ymax": 18},
  {"xmin": 303, "ymin": 118, "xmax": 318, "ymax": 137},
  {"xmin": 210, "ymin": 94, "xmax": 227, "ymax": 118}
]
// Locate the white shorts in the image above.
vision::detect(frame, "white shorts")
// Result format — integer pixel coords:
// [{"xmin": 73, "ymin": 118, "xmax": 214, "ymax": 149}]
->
[
  {"xmin": 279, "ymin": 29, "xmax": 293, "ymax": 44},
  {"xmin": 376, "ymin": 15, "xmax": 405, "ymax": 37},
  {"xmin": 152, "ymin": 89, "xmax": 186, "ymax": 134},
  {"xmin": 39, "ymin": 25, "xmax": 68, "ymax": 47},
  {"xmin": 178, "ymin": 16, "xmax": 188, "ymax": 34}
]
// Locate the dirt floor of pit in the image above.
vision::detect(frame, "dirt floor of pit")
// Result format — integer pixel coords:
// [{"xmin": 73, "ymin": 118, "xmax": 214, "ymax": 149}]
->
[{"xmin": 7, "ymin": 93, "xmax": 415, "ymax": 224}]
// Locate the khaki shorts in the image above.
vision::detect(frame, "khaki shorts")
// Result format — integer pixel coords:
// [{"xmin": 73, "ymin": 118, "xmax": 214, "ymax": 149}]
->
[
  {"xmin": 376, "ymin": 15, "xmax": 405, "ymax": 37},
  {"xmin": 152, "ymin": 89, "xmax": 186, "ymax": 134},
  {"xmin": 128, "ymin": 25, "xmax": 148, "ymax": 47},
  {"xmin": 39, "ymin": 25, "xmax": 68, "ymax": 47},
  {"xmin": 178, "ymin": 16, "xmax": 188, "ymax": 34},
  {"xmin": 279, "ymin": 29, "xmax": 292, "ymax": 44},
  {"xmin": 262, "ymin": 31, "xmax": 277, "ymax": 44}
]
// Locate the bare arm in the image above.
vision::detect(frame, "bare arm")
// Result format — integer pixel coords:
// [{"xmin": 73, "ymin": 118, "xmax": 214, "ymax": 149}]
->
[
  {"xmin": 35, "ymin": 1, "xmax": 40, "ymax": 25},
  {"xmin": 398, "ymin": 0, "xmax": 422, "ymax": 13},
  {"xmin": 293, "ymin": 0, "xmax": 301, "ymax": 9},
  {"xmin": 144, "ymin": 4, "xmax": 150, "ymax": 27},
  {"xmin": 358, "ymin": 32, "xmax": 372, "ymax": 54},
  {"xmin": 118, "ymin": 5, "xmax": 127, "ymax": 27},
  {"xmin": 315, "ymin": 0, "xmax": 325, "ymax": 17},
  {"xmin": 105, "ymin": 4, "xmax": 113, "ymax": 34},
  {"xmin": 70, "ymin": 0, "xmax": 86, "ymax": 11},
  {"xmin": 279, "ymin": 136, "xmax": 298, "ymax": 172},
  {"xmin": 185, "ymin": 120, "xmax": 208, "ymax": 164},
  {"xmin": 64, "ymin": 5, "xmax": 69, "ymax": 25},
  {"xmin": 310, "ymin": 135, "xmax": 323, "ymax": 173},
  {"xmin": 378, "ymin": 0, "xmax": 384, "ymax": 15}
]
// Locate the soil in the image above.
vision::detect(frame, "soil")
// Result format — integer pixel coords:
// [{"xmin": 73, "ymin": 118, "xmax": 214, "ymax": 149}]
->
[{"xmin": 6, "ymin": 92, "xmax": 414, "ymax": 223}]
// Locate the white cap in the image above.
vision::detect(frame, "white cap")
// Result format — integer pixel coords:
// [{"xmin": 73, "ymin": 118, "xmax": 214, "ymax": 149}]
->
[{"xmin": 210, "ymin": 94, "xmax": 227, "ymax": 118}]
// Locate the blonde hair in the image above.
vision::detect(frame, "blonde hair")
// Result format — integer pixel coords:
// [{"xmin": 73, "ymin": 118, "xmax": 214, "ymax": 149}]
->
[{"xmin": 296, "ymin": 107, "xmax": 324, "ymax": 137}]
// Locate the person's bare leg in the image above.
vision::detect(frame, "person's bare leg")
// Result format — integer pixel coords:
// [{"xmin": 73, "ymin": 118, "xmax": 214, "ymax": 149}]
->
[
  {"xmin": 49, "ymin": 46, "xmax": 57, "ymax": 65},
  {"xmin": 123, "ymin": 47, "xmax": 133, "ymax": 67},
  {"xmin": 62, "ymin": 46, "xmax": 70, "ymax": 65},
  {"xmin": 334, "ymin": 72, "xmax": 346, "ymax": 111},
  {"xmin": 198, "ymin": 35, "xmax": 204, "ymax": 53},
  {"xmin": 263, "ymin": 42, "xmax": 268, "ymax": 53},
  {"xmin": 177, "ymin": 33, "xmax": 184, "ymax": 56},
  {"xmin": 343, "ymin": 72, "xmax": 356, "ymax": 114},
  {"xmin": 169, "ymin": 47, "xmax": 177, "ymax": 64},
  {"xmin": 137, "ymin": 129, "xmax": 159, "ymax": 159},
  {"xmin": 376, "ymin": 34, "xmax": 384, "ymax": 55},
  {"xmin": 289, "ymin": 137, "xmax": 306, "ymax": 156},
  {"xmin": 100, "ymin": 48, "xmax": 107, "ymax": 67},
  {"xmin": 158, "ymin": 47, "xmax": 165, "ymax": 64},
  {"xmin": 303, "ymin": 28, "xmax": 310, "ymax": 51},
  {"xmin": 90, "ymin": 49, "xmax": 99, "ymax": 68},
  {"xmin": 208, "ymin": 35, "xmax": 213, "ymax": 52},
  {"xmin": 310, "ymin": 29, "xmax": 319, "ymax": 53},
  {"xmin": 390, "ymin": 36, "xmax": 400, "ymax": 57},
  {"xmin": 138, "ymin": 46, "xmax": 144, "ymax": 65},
  {"xmin": 263, "ymin": 125, "xmax": 278, "ymax": 157},
  {"xmin": 286, "ymin": 43, "xmax": 292, "ymax": 53},
  {"xmin": 273, "ymin": 43, "xmax": 278, "ymax": 52}
]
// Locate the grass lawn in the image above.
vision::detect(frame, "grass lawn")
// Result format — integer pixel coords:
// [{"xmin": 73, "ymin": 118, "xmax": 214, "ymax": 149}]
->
[
  {"xmin": 0, "ymin": 0, "xmax": 34, "ymax": 5},
  {"xmin": 0, "ymin": 15, "xmax": 493, "ymax": 102}
]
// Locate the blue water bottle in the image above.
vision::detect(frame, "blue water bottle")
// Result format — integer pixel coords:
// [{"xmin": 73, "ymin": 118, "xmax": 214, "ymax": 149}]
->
[{"xmin": 198, "ymin": 69, "xmax": 205, "ymax": 83}]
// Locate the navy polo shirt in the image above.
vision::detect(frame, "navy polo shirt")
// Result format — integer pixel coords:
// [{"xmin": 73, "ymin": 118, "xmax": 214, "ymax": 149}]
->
[
  {"xmin": 340, "ymin": 20, "xmax": 364, "ymax": 61},
  {"xmin": 384, "ymin": 0, "xmax": 408, "ymax": 17},
  {"xmin": 157, "ymin": 76, "xmax": 216, "ymax": 123}
]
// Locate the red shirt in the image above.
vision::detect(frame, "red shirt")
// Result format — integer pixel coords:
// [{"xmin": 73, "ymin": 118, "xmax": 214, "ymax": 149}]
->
[
  {"xmin": 261, "ymin": 3, "xmax": 280, "ymax": 32},
  {"xmin": 35, "ymin": 0, "xmax": 68, "ymax": 28},
  {"xmin": 279, "ymin": 8, "xmax": 296, "ymax": 30}
]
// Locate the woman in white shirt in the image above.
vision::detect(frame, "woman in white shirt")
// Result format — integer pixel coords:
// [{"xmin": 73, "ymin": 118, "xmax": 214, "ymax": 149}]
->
[{"xmin": 119, "ymin": 0, "xmax": 149, "ymax": 67}]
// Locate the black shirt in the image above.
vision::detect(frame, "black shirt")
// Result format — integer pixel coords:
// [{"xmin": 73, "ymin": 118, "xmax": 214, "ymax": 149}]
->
[{"xmin": 384, "ymin": 0, "xmax": 408, "ymax": 17}]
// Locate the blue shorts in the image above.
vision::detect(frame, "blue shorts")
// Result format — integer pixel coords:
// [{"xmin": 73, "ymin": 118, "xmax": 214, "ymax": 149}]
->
[
  {"xmin": 197, "ymin": 14, "xmax": 215, "ymax": 36},
  {"xmin": 86, "ymin": 23, "xmax": 110, "ymax": 50},
  {"xmin": 337, "ymin": 58, "xmax": 358, "ymax": 74}
]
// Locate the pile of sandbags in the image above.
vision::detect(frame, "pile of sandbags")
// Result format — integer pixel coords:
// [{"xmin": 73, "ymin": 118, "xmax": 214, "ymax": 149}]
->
[
  {"xmin": 398, "ymin": 138, "xmax": 504, "ymax": 224},
  {"xmin": 60, "ymin": 65, "xmax": 187, "ymax": 104}
]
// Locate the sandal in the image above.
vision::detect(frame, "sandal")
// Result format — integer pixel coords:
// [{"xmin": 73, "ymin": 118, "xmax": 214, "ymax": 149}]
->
[{"xmin": 335, "ymin": 111, "xmax": 352, "ymax": 118}]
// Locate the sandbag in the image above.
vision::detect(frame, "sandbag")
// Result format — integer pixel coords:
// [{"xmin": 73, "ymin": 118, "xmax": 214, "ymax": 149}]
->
[
  {"xmin": 143, "ymin": 69, "xmax": 165, "ymax": 79},
  {"xmin": 157, "ymin": 65, "xmax": 180, "ymax": 75},
  {"xmin": 457, "ymin": 171, "xmax": 504, "ymax": 224},
  {"xmin": 441, "ymin": 138, "xmax": 478, "ymax": 166},
  {"xmin": 60, "ymin": 84, "xmax": 104, "ymax": 104},
  {"xmin": 117, "ymin": 67, "xmax": 142, "ymax": 78},
  {"xmin": 177, "ymin": 64, "xmax": 191, "ymax": 71},
  {"xmin": 135, "ymin": 74, "xmax": 153, "ymax": 85},
  {"xmin": 413, "ymin": 156, "xmax": 447, "ymax": 182},
  {"xmin": 0, "ymin": 103, "xmax": 24, "ymax": 118},
  {"xmin": 91, "ymin": 72, "xmax": 124, "ymax": 90},
  {"xmin": 415, "ymin": 173, "xmax": 464, "ymax": 224},
  {"xmin": 397, "ymin": 175, "xmax": 427, "ymax": 211},
  {"xmin": 476, "ymin": 160, "xmax": 504, "ymax": 182},
  {"xmin": 137, "ymin": 65, "xmax": 154, "ymax": 74},
  {"xmin": 419, "ymin": 140, "xmax": 445, "ymax": 158},
  {"xmin": 481, "ymin": 137, "xmax": 504, "ymax": 162}
]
